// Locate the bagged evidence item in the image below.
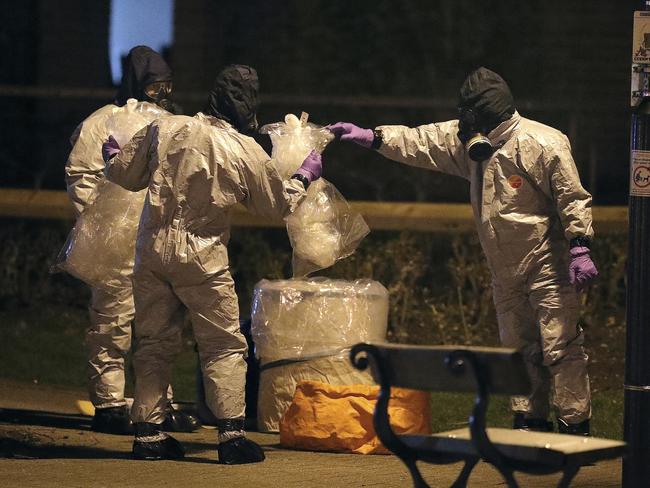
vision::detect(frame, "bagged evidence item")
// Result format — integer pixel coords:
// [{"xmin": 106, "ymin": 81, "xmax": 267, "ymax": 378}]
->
[
  {"xmin": 57, "ymin": 179, "xmax": 146, "ymax": 290},
  {"xmin": 252, "ymin": 278, "xmax": 389, "ymax": 363},
  {"xmin": 261, "ymin": 114, "xmax": 369, "ymax": 276},
  {"xmin": 280, "ymin": 380, "xmax": 431, "ymax": 454},
  {"xmin": 260, "ymin": 113, "xmax": 333, "ymax": 179},
  {"xmin": 56, "ymin": 99, "xmax": 167, "ymax": 290},
  {"xmin": 251, "ymin": 278, "xmax": 389, "ymax": 432},
  {"xmin": 286, "ymin": 179, "xmax": 369, "ymax": 277}
]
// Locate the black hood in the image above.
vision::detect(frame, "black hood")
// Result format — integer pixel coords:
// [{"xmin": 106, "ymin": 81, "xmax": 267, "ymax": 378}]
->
[
  {"xmin": 458, "ymin": 67, "xmax": 515, "ymax": 132},
  {"xmin": 115, "ymin": 46, "xmax": 172, "ymax": 106},
  {"xmin": 205, "ymin": 65, "xmax": 259, "ymax": 134}
]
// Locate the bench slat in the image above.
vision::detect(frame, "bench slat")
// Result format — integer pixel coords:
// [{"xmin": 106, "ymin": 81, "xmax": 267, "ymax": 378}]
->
[
  {"xmin": 401, "ymin": 428, "xmax": 626, "ymax": 468},
  {"xmin": 363, "ymin": 343, "xmax": 531, "ymax": 395}
]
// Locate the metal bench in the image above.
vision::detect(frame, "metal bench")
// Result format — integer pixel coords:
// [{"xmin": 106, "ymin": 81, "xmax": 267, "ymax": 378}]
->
[{"xmin": 350, "ymin": 342, "xmax": 626, "ymax": 488}]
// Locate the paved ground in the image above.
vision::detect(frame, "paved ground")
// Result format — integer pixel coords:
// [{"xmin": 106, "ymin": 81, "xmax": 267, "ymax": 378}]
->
[{"xmin": 0, "ymin": 379, "xmax": 622, "ymax": 487}]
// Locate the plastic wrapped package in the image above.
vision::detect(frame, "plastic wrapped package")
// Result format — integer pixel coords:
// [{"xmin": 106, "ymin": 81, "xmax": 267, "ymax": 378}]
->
[
  {"xmin": 56, "ymin": 99, "xmax": 167, "ymax": 290},
  {"xmin": 251, "ymin": 277, "xmax": 389, "ymax": 431},
  {"xmin": 261, "ymin": 114, "xmax": 370, "ymax": 276},
  {"xmin": 260, "ymin": 113, "xmax": 334, "ymax": 178},
  {"xmin": 252, "ymin": 278, "xmax": 389, "ymax": 362}
]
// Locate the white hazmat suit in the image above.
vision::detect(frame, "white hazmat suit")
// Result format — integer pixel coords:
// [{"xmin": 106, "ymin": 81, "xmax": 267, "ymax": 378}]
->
[
  {"xmin": 106, "ymin": 113, "xmax": 307, "ymax": 426},
  {"xmin": 65, "ymin": 100, "xmax": 168, "ymax": 410},
  {"xmin": 375, "ymin": 110, "xmax": 593, "ymax": 424}
]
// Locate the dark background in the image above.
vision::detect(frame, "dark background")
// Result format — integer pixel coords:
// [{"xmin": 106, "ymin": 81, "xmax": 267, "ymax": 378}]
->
[{"xmin": 0, "ymin": 0, "xmax": 637, "ymax": 204}]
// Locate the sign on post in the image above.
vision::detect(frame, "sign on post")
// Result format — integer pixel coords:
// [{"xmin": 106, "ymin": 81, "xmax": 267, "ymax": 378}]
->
[{"xmin": 630, "ymin": 150, "xmax": 650, "ymax": 196}]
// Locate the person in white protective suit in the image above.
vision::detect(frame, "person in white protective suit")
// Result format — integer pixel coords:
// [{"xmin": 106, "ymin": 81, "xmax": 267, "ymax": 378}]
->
[
  {"xmin": 65, "ymin": 45, "xmax": 199, "ymax": 435},
  {"xmin": 328, "ymin": 67, "xmax": 598, "ymax": 436},
  {"xmin": 103, "ymin": 64, "xmax": 322, "ymax": 463}
]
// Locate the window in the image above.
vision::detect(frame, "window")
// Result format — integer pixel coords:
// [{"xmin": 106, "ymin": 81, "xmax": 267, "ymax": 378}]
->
[{"xmin": 109, "ymin": 0, "xmax": 174, "ymax": 84}]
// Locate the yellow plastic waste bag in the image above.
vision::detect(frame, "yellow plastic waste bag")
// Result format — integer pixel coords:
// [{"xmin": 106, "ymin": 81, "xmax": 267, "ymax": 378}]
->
[{"xmin": 279, "ymin": 380, "xmax": 431, "ymax": 455}]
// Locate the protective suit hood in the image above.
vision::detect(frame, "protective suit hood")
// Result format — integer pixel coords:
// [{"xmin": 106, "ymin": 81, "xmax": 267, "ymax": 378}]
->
[
  {"xmin": 206, "ymin": 65, "xmax": 260, "ymax": 135},
  {"xmin": 487, "ymin": 110, "xmax": 520, "ymax": 147},
  {"xmin": 115, "ymin": 46, "xmax": 172, "ymax": 106},
  {"xmin": 458, "ymin": 67, "xmax": 515, "ymax": 132}
]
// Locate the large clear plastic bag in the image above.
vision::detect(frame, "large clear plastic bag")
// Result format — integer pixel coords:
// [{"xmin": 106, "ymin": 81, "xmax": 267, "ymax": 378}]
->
[
  {"xmin": 251, "ymin": 277, "xmax": 389, "ymax": 364},
  {"xmin": 57, "ymin": 180, "xmax": 146, "ymax": 290},
  {"xmin": 251, "ymin": 277, "xmax": 389, "ymax": 432},
  {"xmin": 260, "ymin": 114, "xmax": 369, "ymax": 276},
  {"xmin": 56, "ymin": 99, "xmax": 166, "ymax": 291},
  {"xmin": 286, "ymin": 179, "xmax": 369, "ymax": 276}
]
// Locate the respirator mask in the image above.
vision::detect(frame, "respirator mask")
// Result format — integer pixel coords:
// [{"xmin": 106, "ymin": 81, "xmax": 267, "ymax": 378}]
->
[
  {"xmin": 457, "ymin": 107, "xmax": 495, "ymax": 162},
  {"xmin": 144, "ymin": 81, "xmax": 174, "ymax": 111},
  {"xmin": 457, "ymin": 67, "xmax": 516, "ymax": 162}
]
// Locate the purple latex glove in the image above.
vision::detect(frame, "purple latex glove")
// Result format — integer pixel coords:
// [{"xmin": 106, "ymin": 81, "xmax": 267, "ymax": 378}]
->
[
  {"xmin": 294, "ymin": 150, "xmax": 322, "ymax": 184},
  {"xmin": 569, "ymin": 246, "xmax": 598, "ymax": 291},
  {"xmin": 327, "ymin": 122, "xmax": 374, "ymax": 148},
  {"xmin": 102, "ymin": 135, "xmax": 121, "ymax": 163}
]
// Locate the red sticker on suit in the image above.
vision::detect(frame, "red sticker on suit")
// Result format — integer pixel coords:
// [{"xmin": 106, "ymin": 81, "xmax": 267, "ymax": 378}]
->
[{"xmin": 507, "ymin": 175, "xmax": 523, "ymax": 189}]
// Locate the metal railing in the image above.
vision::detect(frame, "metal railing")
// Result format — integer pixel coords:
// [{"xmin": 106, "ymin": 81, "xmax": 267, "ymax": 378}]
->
[{"xmin": 0, "ymin": 188, "xmax": 628, "ymax": 234}]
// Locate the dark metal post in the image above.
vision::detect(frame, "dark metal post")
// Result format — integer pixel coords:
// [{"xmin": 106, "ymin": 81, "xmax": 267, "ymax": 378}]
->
[{"xmin": 624, "ymin": 3, "xmax": 650, "ymax": 486}]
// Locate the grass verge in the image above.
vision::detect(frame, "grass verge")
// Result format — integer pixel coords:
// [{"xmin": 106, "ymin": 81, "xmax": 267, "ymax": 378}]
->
[{"xmin": 0, "ymin": 304, "xmax": 624, "ymax": 439}]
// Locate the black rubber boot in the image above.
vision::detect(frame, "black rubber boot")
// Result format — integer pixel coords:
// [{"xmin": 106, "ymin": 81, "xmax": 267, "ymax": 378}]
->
[
  {"xmin": 557, "ymin": 418, "xmax": 590, "ymax": 436},
  {"xmin": 162, "ymin": 408, "xmax": 202, "ymax": 433},
  {"xmin": 513, "ymin": 413, "xmax": 554, "ymax": 432},
  {"xmin": 216, "ymin": 418, "xmax": 265, "ymax": 465},
  {"xmin": 217, "ymin": 437, "xmax": 265, "ymax": 465},
  {"xmin": 132, "ymin": 422, "xmax": 185, "ymax": 460},
  {"xmin": 91, "ymin": 405, "xmax": 133, "ymax": 435}
]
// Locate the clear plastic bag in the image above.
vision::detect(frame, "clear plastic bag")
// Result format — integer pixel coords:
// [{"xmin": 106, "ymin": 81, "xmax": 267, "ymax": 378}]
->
[
  {"xmin": 260, "ymin": 113, "xmax": 334, "ymax": 179},
  {"xmin": 261, "ymin": 114, "xmax": 369, "ymax": 276},
  {"xmin": 251, "ymin": 275, "xmax": 389, "ymax": 432},
  {"xmin": 56, "ymin": 180, "xmax": 146, "ymax": 290},
  {"xmin": 251, "ymin": 277, "xmax": 389, "ymax": 364},
  {"xmin": 286, "ymin": 179, "xmax": 369, "ymax": 276},
  {"xmin": 56, "ymin": 99, "xmax": 165, "ymax": 290}
]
